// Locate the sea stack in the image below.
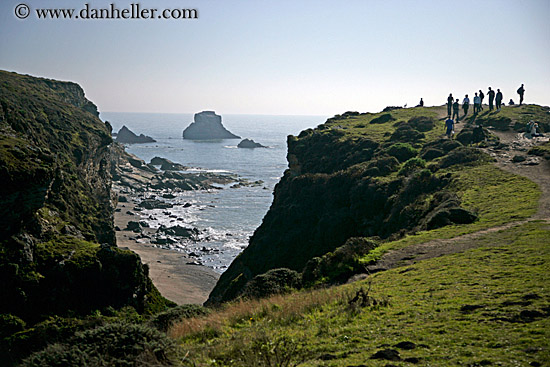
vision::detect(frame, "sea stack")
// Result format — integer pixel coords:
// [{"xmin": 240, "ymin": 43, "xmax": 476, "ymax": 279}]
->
[
  {"xmin": 182, "ymin": 111, "xmax": 240, "ymax": 140},
  {"xmin": 237, "ymin": 138, "xmax": 267, "ymax": 148},
  {"xmin": 115, "ymin": 126, "xmax": 156, "ymax": 144}
]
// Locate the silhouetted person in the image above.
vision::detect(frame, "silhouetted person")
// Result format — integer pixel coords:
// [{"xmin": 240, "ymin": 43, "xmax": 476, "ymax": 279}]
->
[
  {"xmin": 517, "ymin": 84, "xmax": 525, "ymax": 105},
  {"xmin": 417, "ymin": 98, "xmax": 424, "ymax": 107},
  {"xmin": 445, "ymin": 118, "xmax": 455, "ymax": 138},
  {"xmin": 509, "ymin": 99, "xmax": 515, "ymax": 105},
  {"xmin": 496, "ymin": 89, "xmax": 503, "ymax": 111},
  {"xmin": 447, "ymin": 93, "xmax": 454, "ymax": 117},
  {"xmin": 463, "ymin": 95, "xmax": 470, "ymax": 116},
  {"xmin": 473, "ymin": 93, "xmax": 481, "ymax": 114},
  {"xmin": 479, "ymin": 90, "xmax": 484, "ymax": 110},
  {"xmin": 487, "ymin": 87, "xmax": 495, "ymax": 110},
  {"xmin": 452, "ymin": 99, "xmax": 460, "ymax": 121}
]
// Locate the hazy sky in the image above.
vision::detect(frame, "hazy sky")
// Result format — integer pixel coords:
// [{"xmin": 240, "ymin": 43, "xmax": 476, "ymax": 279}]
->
[{"xmin": 1, "ymin": 0, "xmax": 549, "ymax": 115}]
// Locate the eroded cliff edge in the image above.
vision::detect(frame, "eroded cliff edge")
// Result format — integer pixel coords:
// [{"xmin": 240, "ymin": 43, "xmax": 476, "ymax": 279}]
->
[
  {"xmin": 207, "ymin": 106, "xmax": 550, "ymax": 305},
  {"xmin": 0, "ymin": 71, "xmax": 169, "ymax": 325}
]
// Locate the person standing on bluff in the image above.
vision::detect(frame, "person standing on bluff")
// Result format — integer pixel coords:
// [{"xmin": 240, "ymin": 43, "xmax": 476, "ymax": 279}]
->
[
  {"xmin": 452, "ymin": 99, "xmax": 460, "ymax": 122},
  {"xmin": 463, "ymin": 94, "xmax": 470, "ymax": 116},
  {"xmin": 487, "ymin": 87, "xmax": 495, "ymax": 110},
  {"xmin": 445, "ymin": 117, "xmax": 455, "ymax": 139},
  {"xmin": 517, "ymin": 84, "xmax": 525, "ymax": 105},
  {"xmin": 479, "ymin": 90, "xmax": 484, "ymax": 110},
  {"xmin": 447, "ymin": 94, "xmax": 454, "ymax": 117},
  {"xmin": 473, "ymin": 93, "xmax": 481, "ymax": 115},
  {"xmin": 496, "ymin": 89, "xmax": 503, "ymax": 111}
]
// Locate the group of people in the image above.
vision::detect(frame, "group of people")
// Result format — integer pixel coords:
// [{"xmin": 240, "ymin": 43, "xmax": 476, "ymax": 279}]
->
[
  {"xmin": 445, "ymin": 84, "xmax": 525, "ymax": 123},
  {"xmin": 442, "ymin": 84, "xmax": 530, "ymax": 139}
]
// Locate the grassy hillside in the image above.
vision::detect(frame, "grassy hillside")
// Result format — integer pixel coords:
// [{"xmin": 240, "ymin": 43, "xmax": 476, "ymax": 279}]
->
[
  {"xmin": 172, "ymin": 220, "xmax": 549, "ymax": 366},
  {"xmin": 207, "ymin": 105, "xmax": 546, "ymax": 305}
]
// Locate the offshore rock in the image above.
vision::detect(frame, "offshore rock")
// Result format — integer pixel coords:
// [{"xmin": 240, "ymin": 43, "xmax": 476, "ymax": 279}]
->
[
  {"xmin": 237, "ymin": 138, "xmax": 267, "ymax": 148},
  {"xmin": 182, "ymin": 111, "xmax": 240, "ymax": 140},
  {"xmin": 115, "ymin": 126, "xmax": 156, "ymax": 144}
]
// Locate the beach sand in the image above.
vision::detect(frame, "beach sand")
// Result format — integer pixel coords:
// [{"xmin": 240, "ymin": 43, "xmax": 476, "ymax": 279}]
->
[{"xmin": 114, "ymin": 202, "xmax": 219, "ymax": 305}]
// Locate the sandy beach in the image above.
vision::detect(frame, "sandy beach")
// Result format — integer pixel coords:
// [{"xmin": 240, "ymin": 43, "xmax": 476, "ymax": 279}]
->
[{"xmin": 114, "ymin": 201, "xmax": 219, "ymax": 305}]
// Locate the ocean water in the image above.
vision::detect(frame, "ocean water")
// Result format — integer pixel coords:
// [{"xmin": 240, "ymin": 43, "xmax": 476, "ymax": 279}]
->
[{"xmin": 100, "ymin": 112, "xmax": 327, "ymax": 272}]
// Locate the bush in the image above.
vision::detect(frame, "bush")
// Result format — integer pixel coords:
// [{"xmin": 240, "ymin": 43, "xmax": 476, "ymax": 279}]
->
[
  {"xmin": 386, "ymin": 143, "xmax": 418, "ymax": 162},
  {"xmin": 369, "ymin": 113, "xmax": 394, "ymax": 124},
  {"xmin": 407, "ymin": 116, "xmax": 435, "ymax": 132},
  {"xmin": 398, "ymin": 157, "xmax": 426, "ymax": 176},
  {"xmin": 366, "ymin": 155, "xmax": 400, "ymax": 176},
  {"xmin": 302, "ymin": 237, "xmax": 378, "ymax": 286},
  {"xmin": 0, "ymin": 314, "xmax": 26, "ymax": 340},
  {"xmin": 438, "ymin": 147, "xmax": 492, "ymax": 169},
  {"xmin": 22, "ymin": 322, "xmax": 179, "ymax": 367},
  {"xmin": 148, "ymin": 304, "xmax": 209, "ymax": 332},
  {"xmin": 241, "ymin": 269, "xmax": 302, "ymax": 300},
  {"xmin": 390, "ymin": 125, "xmax": 425, "ymax": 143}
]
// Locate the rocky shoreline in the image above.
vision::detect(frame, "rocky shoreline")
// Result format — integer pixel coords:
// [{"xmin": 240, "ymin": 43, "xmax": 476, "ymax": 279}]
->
[{"xmin": 111, "ymin": 142, "xmax": 262, "ymax": 304}]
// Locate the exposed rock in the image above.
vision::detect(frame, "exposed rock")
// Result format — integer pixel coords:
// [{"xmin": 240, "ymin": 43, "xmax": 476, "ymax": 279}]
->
[
  {"xmin": 149, "ymin": 157, "xmax": 187, "ymax": 171},
  {"xmin": 138, "ymin": 199, "xmax": 173, "ymax": 210},
  {"xmin": 237, "ymin": 138, "xmax": 267, "ymax": 148},
  {"xmin": 115, "ymin": 126, "xmax": 156, "ymax": 144},
  {"xmin": 157, "ymin": 225, "xmax": 199, "ymax": 239},
  {"xmin": 182, "ymin": 111, "xmax": 240, "ymax": 140}
]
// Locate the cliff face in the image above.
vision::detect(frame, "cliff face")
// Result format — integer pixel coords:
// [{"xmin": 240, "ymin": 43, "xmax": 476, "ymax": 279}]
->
[
  {"xmin": 206, "ymin": 111, "xmax": 487, "ymax": 305},
  {"xmin": 0, "ymin": 71, "xmax": 166, "ymax": 323}
]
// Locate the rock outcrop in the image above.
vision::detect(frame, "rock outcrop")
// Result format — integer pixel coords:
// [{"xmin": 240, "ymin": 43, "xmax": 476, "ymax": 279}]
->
[
  {"xmin": 0, "ymin": 70, "xmax": 170, "ymax": 326},
  {"xmin": 238, "ymin": 138, "xmax": 267, "ymax": 148},
  {"xmin": 115, "ymin": 125, "xmax": 156, "ymax": 144},
  {"xmin": 182, "ymin": 111, "xmax": 240, "ymax": 140}
]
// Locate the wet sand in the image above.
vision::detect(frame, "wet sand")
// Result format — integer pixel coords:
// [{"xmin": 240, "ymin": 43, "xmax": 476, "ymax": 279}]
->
[{"xmin": 114, "ymin": 202, "xmax": 219, "ymax": 305}]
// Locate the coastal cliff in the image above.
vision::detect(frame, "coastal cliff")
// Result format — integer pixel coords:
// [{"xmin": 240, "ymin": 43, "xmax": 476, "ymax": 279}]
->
[
  {"xmin": 207, "ymin": 105, "xmax": 549, "ymax": 305},
  {"xmin": 0, "ymin": 71, "xmax": 169, "ymax": 327}
]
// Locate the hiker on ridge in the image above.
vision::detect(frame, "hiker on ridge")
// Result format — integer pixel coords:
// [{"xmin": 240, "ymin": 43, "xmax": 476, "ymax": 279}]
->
[
  {"xmin": 496, "ymin": 89, "xmax": 503, "ymax": 111},
  {"xmin": 479, "ymin": 90, "xmax": 484, "ymax": 110},
  {"xmin": 487, "ymin": 87, "xmax": 495, "ymax": 110},
  {"xmin": 463, "ymin": 95, "xmax": 470, "ymax": 116},
  {"xmin": 417, "ymin": 98, "xmax": 424, "ymax": 107},
  {"xmin": 517, "ymin": 84, "xmax": 525, "ymax": 105},
  {"xmin": 452, "ymin": 99, "xmax": 460, "ymax": 122},
  {"xmin": 445, "ymin": 117, "xmax": 455, "ymax": 139},
  {"xmin": 447, "ymin": 93, "xmax": 454, "ymax": 117},
  {"xmin": 473, "ymin": 93, "xmax": 481, "ymax": 114}
]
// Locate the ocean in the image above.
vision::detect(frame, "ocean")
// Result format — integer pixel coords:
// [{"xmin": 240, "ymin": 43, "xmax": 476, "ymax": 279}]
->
[{"xmin": 100, "ymin": 112, "xmax": 327, "ymax": 272}]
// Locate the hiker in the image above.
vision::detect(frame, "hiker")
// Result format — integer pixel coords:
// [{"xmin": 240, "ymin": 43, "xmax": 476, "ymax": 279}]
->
[
  {"xmin": 463, "ymin": 95, "xmax": 470, "ymax": 116},
  {"xmin": 509, "ymin": 99, "xmax": 515, "ymax": 105},
  {"xmin": 417, "ymin": 98, "xmax": 424, "ymax": 107},
  {"xmin": 447, "ymin": 93, "xmax": 454, "ymax": 117},
  {"xmin": 445, "ymin": 118, "xmax": 455, "ymax": 138},
  {"xmin": 529, "ymin": 121, "xmax": 543, "ymax": 137},
  {"xmin": 473, "ymin": 93, "xmax": 481, "ymax": 114},
  {"xmin": 517, "ymin": 84, "xmax": 525, "ymax": 105},
  {"xmin": 452, "ymin": 99, "xmax": 460, "ymax": 122},
  {"xmin": 479, "ymin": 90, "xmax": 484, "ymax": 110},
  {"xmin": 487, "ymin": 87, "xmax": 495, "ymax": 110},
  {"xmin": 496, "ymin": 89, "xmax": 503, "ymax": 111}
]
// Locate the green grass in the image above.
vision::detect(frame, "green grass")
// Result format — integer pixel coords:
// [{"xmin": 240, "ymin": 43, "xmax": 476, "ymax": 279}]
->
[
  {"xmin": 175, "ymin": 221, "xmax": 550, "ymax": 366},
  {"xmin": 361, "ymin": 163, "xmax": 540, "ymax": 265},
  {"xmin": 325, "ymin": 106, "xmax": 444, "ymax": 143}
]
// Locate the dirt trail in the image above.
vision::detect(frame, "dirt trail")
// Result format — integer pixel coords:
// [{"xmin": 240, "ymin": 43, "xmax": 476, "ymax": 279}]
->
[{"xmin": 367, "ymin": 110, "xmax": 550, "ymax": 273}]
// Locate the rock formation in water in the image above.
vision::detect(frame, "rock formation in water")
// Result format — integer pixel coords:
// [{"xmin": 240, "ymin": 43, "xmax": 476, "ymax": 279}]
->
[
  {"xmin": 237, "ymin": 138, "xmax": 267, "ymax": 148},
  {"xmin": 182, "ymin": 111, "xmax": 240, "ymax": 140},
  {"xmin": 115, "ymin": 125, "xmax": 156, "ymax": 144}
]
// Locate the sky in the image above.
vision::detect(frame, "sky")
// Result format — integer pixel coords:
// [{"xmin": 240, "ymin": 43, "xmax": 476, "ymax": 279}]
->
[{"xmin": 1, "ymin": 0, "xmax": 549, "ymax": 116}]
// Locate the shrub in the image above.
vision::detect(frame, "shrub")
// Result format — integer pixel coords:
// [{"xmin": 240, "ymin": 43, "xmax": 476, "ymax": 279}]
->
[
  {"xmin": 369, "ymin": 113, "xmax": 394, "ymax": 124},
  {"xmin": 386, "ymin": 143, "xmax": 418, "ymax": 162},
  {"xmin": 302, "ymin": 237, "xmax": 378, "ymax": 286},
  {"xmin": 438, "ymin": 147, "xmax": 492, "ymax": 169},
  {"xmin": 390, "ymin": 125, "xmax": 425, "ymax": 143},
  {"xmin": 0, "ymin": 314, "xmax": 26, "ymax": 340},
  {"xmin": 241, "ymin": 268, "xmax": 302, "ymax": 300},
  {"xmin": 398, "ymin": 157, "xmax": 426, "ymax": 176},
  {"xmin": 22, "ymin": 322, "xmax": 179, "ymax": 367},
  {"xmin": 148, "ymin": 304, "xmax": 209, "ymax": 332},
  {"xmin": 366, "ymin": 155, "xmax": 400, "ymax": 176},
  {"xmin": 407, "ymin": 116, "xmax": 435, "ymax": 132}
]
